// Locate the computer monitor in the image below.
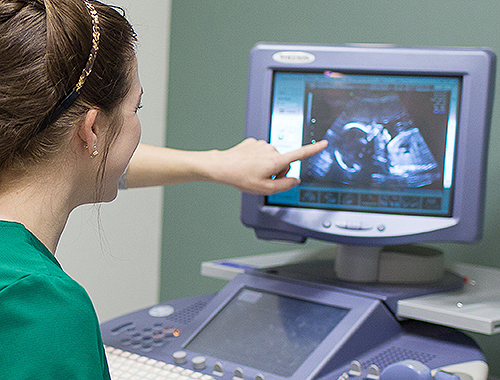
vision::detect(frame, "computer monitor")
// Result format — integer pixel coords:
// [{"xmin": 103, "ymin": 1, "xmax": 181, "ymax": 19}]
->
[{"xmin": 241, "ymin": 43, "xmax": 496, "ymax": 283}]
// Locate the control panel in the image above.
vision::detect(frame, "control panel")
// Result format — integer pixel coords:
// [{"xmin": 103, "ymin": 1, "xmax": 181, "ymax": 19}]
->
[{"xmin": 100, "ymin": 273, "xmax": 488, "ymax": 380}]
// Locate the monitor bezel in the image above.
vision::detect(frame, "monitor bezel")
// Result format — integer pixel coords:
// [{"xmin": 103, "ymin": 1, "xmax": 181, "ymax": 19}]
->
[{"xmin": 241, "ymin": 43, "xmax": 496, "ymax": 245}]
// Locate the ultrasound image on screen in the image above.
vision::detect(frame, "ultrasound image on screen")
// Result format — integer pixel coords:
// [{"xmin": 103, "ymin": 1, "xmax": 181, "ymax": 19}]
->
[{"xmin": 303, "ymin": 87, "xmax": 449, "ymax": 190}]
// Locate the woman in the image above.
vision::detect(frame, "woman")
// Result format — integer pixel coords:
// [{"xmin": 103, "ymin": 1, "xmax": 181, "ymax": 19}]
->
[{"xmin": 0, "ymin": 0, "xmax": 325, "ymax": 378}]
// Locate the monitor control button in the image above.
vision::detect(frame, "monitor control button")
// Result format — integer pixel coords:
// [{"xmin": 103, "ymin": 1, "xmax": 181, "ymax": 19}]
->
[
  {"xmin": 347, "ymin": 221, "xmax": 362, "ymax": 230},
  {"xmin": 336, "ymin": 221, "xmax": 373, "ymax": 231},
  {"xmin": 335, "ymin": 221, "xmax": 348, "ymax": 229}
]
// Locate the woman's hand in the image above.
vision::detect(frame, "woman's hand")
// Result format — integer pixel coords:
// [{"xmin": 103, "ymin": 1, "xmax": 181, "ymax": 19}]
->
[{"xmin": 211, "ymin": 138, "xmax": 328, "ymax": 195}]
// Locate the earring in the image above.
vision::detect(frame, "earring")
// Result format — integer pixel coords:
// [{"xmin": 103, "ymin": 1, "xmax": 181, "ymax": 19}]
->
[
  {"xmin": 91, "ymin": 144, "xmax": 99, "ymax": 158},
  {"xmin": 84, "ymin": 143, "xmax": 99, "ymax": 158}
]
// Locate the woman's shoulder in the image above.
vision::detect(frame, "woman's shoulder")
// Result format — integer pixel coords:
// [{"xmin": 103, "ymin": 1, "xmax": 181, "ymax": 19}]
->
[
  {"xmin": 1, "ymin": 271, "xmax": 95, "ymax": 321},
  {"xmin": 0, "ymin": 220, "xmax": 97, "ymax": 328},
  {"xmin": 0, "ymin": 265, "xmax": 108, "ymax": 379},
  {"xmin": 0, "ymin": 221, "xmax": 68, "ymax": 288}
]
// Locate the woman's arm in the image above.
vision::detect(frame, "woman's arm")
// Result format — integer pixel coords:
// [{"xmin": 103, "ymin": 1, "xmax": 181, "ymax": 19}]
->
[{"xmin": 124, "ymin": 138, "xmax": 327, "ymax": 195}]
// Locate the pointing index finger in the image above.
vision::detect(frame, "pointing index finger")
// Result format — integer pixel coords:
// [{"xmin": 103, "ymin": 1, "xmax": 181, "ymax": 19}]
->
[{"xmin": 280, "ymin": 140, "xmax": 328, "ymax": 163}]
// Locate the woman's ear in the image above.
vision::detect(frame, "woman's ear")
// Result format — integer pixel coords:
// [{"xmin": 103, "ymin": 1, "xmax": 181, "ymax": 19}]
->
[{"xmin": 78, "ymin": 109, "xmax": 99, "ymax": 157}]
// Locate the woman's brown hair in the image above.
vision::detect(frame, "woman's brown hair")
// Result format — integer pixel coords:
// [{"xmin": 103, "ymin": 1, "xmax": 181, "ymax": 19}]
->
[{"xmin": 0, "ymin": 0, "xmax": 137, "ymax": 195}]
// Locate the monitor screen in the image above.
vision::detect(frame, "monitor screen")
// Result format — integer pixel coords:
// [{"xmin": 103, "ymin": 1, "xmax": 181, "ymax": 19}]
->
[
  {"xmin": 267, "ymin": 71, "xmax": 461, "ymax": 218},
  {"xmin": 241, "ymin": 44, "xmax": 496, "ymax": 246},
  {"xmin": 185, "ymin": 288, "xmax": 349, "ymax": 377}
]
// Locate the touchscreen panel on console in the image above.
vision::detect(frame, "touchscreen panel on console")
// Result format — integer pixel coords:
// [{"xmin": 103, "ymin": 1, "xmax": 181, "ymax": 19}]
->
[{"xmin": 185, "ymin": 288, "xmax": 349, "ymax": 377}]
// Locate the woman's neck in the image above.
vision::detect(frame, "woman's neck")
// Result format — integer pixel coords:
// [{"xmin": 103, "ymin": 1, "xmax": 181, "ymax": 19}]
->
[{"xmin": 0, "ymin": 165, "xmax": 79, "ymax": 254}]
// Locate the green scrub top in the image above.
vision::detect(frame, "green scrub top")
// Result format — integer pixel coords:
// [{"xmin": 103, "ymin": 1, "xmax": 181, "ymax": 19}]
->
[{"xmin": 0, "ymin": 221, "xmax": 110, "ymax": 379}]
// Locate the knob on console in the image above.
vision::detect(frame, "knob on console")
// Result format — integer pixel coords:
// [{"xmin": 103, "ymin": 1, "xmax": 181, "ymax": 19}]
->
[
  {"xmin": 172, "ymin": 350, "xmax": 187, "ymax": 365},
  {"xmin": 380, "ymin": 360, "xmax": 432, "ymax": 380},
  {"xmin": 192, "ymin": 356, "xmax": 206, "ymax": 371}
]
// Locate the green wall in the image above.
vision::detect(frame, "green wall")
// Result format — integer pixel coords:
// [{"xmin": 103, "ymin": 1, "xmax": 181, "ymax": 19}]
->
[{"xmin": 162, "ymin": 0, "xmax": 500, "ymax": 375}]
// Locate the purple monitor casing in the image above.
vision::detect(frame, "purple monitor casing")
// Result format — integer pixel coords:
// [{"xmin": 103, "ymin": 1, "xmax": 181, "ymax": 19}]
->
[{"xmin": 241, "ymin": 43, "xmax": 496, "ymax": 246}]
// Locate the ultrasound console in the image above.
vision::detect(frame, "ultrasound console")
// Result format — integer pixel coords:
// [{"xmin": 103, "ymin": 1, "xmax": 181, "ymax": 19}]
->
[{"xmin": 101, "ymin": 44, "xmax": 498, "ymax": 380}]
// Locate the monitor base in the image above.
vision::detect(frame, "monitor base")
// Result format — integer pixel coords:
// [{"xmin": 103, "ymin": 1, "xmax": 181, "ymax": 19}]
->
[{"xmin": 335, "ymin": 244, "xmax": 445, "ymax": 284}]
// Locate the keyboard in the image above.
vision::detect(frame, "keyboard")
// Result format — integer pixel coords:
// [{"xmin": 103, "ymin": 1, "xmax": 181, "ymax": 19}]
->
[{"xmin": 105, "ymin": 346, "xmax": 215, "ymax": 380}]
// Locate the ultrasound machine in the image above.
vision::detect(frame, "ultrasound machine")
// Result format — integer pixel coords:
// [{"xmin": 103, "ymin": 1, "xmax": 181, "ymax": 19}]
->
[{"xmin": 101, "ymin": 43, "xmax": 499, "ymax": 380}]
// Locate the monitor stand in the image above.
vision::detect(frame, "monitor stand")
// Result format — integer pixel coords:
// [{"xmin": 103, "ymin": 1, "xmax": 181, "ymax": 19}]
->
[{"xmin": 334, "ymin": 244, "xmax": 445, "ymax": 284}]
